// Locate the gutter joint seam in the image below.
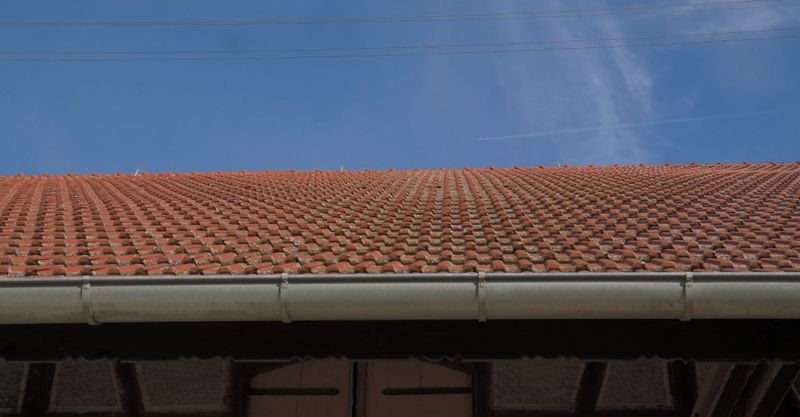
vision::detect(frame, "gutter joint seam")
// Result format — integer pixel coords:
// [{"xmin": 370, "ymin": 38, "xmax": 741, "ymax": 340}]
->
[
  {"xmin": 477, "ymin": 271, "xmax": 487, "ymax": 322},
  {"xmin": 80, "ymin": 276, "xmax": 99, "ymax": 326},
  {"xmin": 681, "ymin": 271, "xmax": 694, "ymax": 322},
  {"xmin": 279, "ymin": 272, "xmax": 291, "ymax": 323}
]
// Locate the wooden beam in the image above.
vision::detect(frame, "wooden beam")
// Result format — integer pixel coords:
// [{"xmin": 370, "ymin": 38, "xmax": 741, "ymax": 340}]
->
[
  {"xmin": 113, "ymin": 361, "xmax": 143, "ymax": 417},
  {"xmin": 779, "ymin": 385, "xmax": 800, "ymax": 416},
  {"xmin": 473, "ymin": 363, "xmax": 492, "ymax": 417},
  {"xmin": 743, "ymin": 362, "xmax": 800, "ymax": 417},
  {"xmin": 668, "ymin": 360, "xmax": 698, "ymax": 417},
  {"xmin": 575, "ymin": 362, "xmax": 608, "ymax": 417},
  {"xmin": 691, "ymin": 363, "xmax": 756, "ymax": 417},
  {"xmin": 20, "ymin": 363, "xmax": 55, "ymax": 417},
  {"xmin": 228, "ymin": 361, "xmax": 247, "ymax": 417}
]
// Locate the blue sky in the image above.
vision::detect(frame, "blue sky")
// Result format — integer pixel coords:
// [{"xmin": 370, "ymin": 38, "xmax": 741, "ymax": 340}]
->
[{"xmin": 1, "ymin": 0, "xmax": 798, "ymax": 175}]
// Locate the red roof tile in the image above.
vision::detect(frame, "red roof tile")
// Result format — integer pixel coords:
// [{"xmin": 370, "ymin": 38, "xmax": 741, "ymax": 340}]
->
[{"xmin": 1, "ymin": 163, "xmax": 799, "ymax": 277}]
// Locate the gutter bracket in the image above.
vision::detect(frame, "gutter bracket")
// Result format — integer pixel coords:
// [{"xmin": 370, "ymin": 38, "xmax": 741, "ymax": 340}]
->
[
  {"xmin": 681, "ymin": 271, "xmax": 694, "ymax": 322},
  {"xmin": 279, "ymin": 272, "xmax": 291, "ymax": 323},
  {"xmin": 80, "ymin": 277, "xmax": 99, "ymax": 326},
  {"xmin": 477, "ymin": 271, "xmax": 488, "ymax": 322}
]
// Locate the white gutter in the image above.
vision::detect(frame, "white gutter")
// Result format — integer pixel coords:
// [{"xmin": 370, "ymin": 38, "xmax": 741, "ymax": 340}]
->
[{"xmin": 1, "ymin": 272, "xmax": 799, "ymax": 325}]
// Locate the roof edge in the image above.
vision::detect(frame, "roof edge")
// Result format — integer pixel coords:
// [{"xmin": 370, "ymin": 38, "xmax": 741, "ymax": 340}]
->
[{"xmin": 5, "ymin": 161, "xmax": 800, "ymax": 179}]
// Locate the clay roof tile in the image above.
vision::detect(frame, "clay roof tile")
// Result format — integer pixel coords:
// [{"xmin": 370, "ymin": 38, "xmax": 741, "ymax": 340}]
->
[{"xmin": 2, "ymin": 163, "xmax": 798, "ymax": 277}]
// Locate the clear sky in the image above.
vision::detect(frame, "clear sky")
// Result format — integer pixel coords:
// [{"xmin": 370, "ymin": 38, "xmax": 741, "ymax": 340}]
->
[{"xmin": 1, "ymin": 0, "xmax": 798, "ymax": 175}]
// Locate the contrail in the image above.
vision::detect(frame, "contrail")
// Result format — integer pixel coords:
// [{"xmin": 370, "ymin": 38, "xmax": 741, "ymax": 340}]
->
[{"xmin": 478, "ymin": 106, "xmax": 800, "ymax": 141}]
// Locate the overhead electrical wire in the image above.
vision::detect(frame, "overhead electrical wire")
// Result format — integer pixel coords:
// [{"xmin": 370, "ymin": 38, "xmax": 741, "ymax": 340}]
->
[
  {"xmin": 0, "ymin": 0, "xmax": 793, "ymax": 27},
  {"xmin": 0, "ymin": 26, "xmax": 797, "ymax": 62},
  {"xmin": 1, "ymin": 25, "xmax": 796, "ymax": 56},
  {"xmin": 1, "ymin": 34, "xmax": 796, "ymax": 62}
]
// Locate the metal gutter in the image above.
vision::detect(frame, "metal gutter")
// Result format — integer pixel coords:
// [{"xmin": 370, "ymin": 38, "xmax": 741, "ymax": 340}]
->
[{"xmin": 1, "ymin": 272, "xmax": 800, "ymax": 324}]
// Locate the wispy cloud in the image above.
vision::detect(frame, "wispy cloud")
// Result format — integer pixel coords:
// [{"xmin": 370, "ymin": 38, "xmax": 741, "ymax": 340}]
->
[
  {"xmin": 479, "ymin": 106, "xmax": 800, "ymax": 140},
  {"xmin": 486, "ymin": 0, "xmax": 656, "ymax": 165},
  {"xmin": 684, "ymin": 0, "xmax": 796, "ymax": 30},
  {"xmin": 679, "ymin": 0, "xmax": 800, "ymax": 89},
  {"xmin": 482, "ymin": 0, "xmax": 798, "ymax": 165}
]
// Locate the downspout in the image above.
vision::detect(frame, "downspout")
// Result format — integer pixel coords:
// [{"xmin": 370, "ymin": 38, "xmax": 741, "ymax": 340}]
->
[{"xmin": 1, "ymin": 272, "xmax": 800, "ymax": 325}]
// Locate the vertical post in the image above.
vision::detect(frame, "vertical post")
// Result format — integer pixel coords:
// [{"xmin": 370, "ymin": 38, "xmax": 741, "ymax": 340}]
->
[
  {"xmin": 114, "ymin": 361, "xmax": 144, "ymax": 417},
  {"xmin": 352, "ymin": 361, "xmax": 367, "ymax": 417},
  {"xmin": 669, "ymin": 360, "xmax": 698, "ymax": 417},
  {"xmin": 575, "ymin": 362, "xmax": 608, "ymax": 417},
  {"xmin": 472, "ymin": 363, "xmax": 493, "ymax": 417},
  {"xmin": 20, "ymin": 363, "xmax": 55, "ymax": 417},
  {"xmin": 228, "ymin": 361, "xmax": 248, "ymax": 417}
]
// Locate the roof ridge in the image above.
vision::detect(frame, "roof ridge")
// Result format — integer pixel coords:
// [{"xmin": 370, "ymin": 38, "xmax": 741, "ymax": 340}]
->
[{"xmin": 3, "ymin": 161, "xmax": 800, "ymax": 179}]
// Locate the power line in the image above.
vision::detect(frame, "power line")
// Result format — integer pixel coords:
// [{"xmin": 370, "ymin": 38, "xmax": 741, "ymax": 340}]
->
[
  {"xmin": 0, "ymin": 31, "xmax": 797, "ymax": 62},
  {"xmin": 1, "ymin": 25, "xmax": 796, "ymax": 56},
  {"xmin": 0, "ymin": 0, "xmax": 793, "ymax": 28}
]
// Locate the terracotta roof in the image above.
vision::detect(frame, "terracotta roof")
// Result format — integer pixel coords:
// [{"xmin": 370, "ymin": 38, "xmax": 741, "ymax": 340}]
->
[{"xmin": 1, "ymin": 163, "xmax": 799, "ymax": 277}]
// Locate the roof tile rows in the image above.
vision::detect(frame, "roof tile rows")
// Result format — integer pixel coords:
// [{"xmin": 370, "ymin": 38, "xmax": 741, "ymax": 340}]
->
[{"xmin": 1, "ymin": 163, "xmax": 799, "ymax": 277}]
